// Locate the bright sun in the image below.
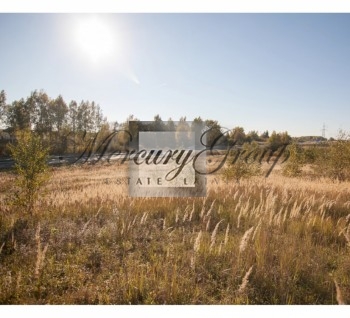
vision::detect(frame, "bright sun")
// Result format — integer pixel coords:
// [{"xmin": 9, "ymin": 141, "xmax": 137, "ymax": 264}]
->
[{"xmin": 76, "ymin": 17, "xmax": 115, "ymax": 64}]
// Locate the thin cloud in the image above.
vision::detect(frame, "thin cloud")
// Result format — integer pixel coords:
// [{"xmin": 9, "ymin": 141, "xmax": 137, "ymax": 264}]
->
[{"xmin": 128, "ymin": 73, "xmax": 141, "ymax": 85}]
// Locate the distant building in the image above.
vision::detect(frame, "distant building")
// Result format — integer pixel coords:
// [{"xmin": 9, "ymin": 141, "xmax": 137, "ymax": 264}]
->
[{"xmin": 296, "ymin": 136, "xmax": 327, "ymax": 143}]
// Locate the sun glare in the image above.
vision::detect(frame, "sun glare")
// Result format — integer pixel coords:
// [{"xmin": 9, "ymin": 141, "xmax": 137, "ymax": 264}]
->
[{"xmin": 76, "ymin": 17, "xmax": 116, "ymax": 64}]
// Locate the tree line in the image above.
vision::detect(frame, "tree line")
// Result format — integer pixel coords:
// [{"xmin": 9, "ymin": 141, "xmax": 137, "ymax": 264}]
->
[
  {"xmin": 0, "ymin": 90, "xmax": 104, "ymax": 133},
  {"xmin": 2, "ymin": 89, "xmax": 350, "ymax": 181},
  {"xmin": 0, "ymin": 89, "xmax": 292, "ymax": 156},
  {"xmin": 0, "ymin": 90, "xmax": 106, "ymax": 155}
]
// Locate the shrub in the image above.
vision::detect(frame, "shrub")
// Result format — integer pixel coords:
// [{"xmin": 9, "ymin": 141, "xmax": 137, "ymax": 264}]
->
[
  {"xmin": 312, "ymin": 131, "xmax": 350, "ymax": 181},
  {"xmin": 268, "ymin": 131, "xmax": 291, "ymax": 151},
  {"xmin": 282, "ymin": 142, "xmax": 303, "ymax": 177},
  {"xmin": 7, "ymin": 130, "xmax": 50, "ymax": 215},
  {"xmin": 222, "ymin": 143, "xmax": 261, "ymax": 182},
  {"xmin": 302, "ymin": 146, "xmax": 318, "ymax": 164}
]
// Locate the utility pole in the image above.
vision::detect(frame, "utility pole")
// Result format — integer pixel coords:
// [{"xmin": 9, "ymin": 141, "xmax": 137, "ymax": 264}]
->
[{"xmin": 321, "ymin": 123, "xmax": 326, "ymax": 139}]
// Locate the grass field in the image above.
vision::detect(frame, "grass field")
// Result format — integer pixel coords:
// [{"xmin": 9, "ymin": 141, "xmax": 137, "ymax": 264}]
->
[{"xmin": 1, "ymin": 160, "xmax": 350, "ymax": 304}]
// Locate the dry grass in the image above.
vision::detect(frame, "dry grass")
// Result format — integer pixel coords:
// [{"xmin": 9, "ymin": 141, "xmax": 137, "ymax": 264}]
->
[{"xmin": 0, "ymin": 160, "xmax": 350, "ymax": 304}]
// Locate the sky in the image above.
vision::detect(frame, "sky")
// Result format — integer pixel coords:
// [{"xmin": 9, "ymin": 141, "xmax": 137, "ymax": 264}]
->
[{"xmin": 0, "ymin": 13, "xmax": 350, "ymax": 137}]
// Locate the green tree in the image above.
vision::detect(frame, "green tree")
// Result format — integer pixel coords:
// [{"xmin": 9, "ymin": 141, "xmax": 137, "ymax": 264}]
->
[
  {"xmin": 229, "ymin": 126, "xmax": 246, "ymax": 145},
  {"xmin": 153, "ymin": 114, "xmax": 165, "ymax": 131},
  {"xmin": 7, "ymin": 98, "xmax": 31, "ymax": 131},
  {"xmin": 77, "ymin": 100, "xmax": 94, "ymax": 133},
  {"xmin": 246, "ymin": 130, "xmax": 260, "ymax": 143},
  {"xmin": 316, "ymin": 131, "xmax": 350, "ymax": 181},
  {"xmin": 191, "ymin": 117, "xmax": 204, "ymax": 148},
  {"xmin": 94, "ymin": 103, "xmax": 104, "ymax": 132},
  {"xmin": 260, "ymin": 130, "xmax": 269, "ymax": 140},
  {"xmin": 166, "ymin": 117, "xmax": 176, "ymax": 131},
  {"xmin": 205, "ymin": 119, "xmax": 225, "ymax": 148},
  {"xmin": 68, "ymin": 100, "xmax": 78, "ymax": 152},
  {"xmin": 269, "ymin": 131, "xmax": 291, "ymax": 151},
  {"xmin": 303, "ymin": 146, "xmax": 318, "ymax": 164},
  {"xmin": 176, "ymin": 117, "xmax": 191, "ymax": 148},
  {"xmin": 32, "ymin": 90, "xmax": 51, "ymax": 135},
  {"xmin": 191, "ymin": 116, "xmax": 203, "ymax": 131},
  {"xmin": 0, "ymin": 90, "xmax": 7, "ymax": 127},
  {"xmin": 50, "ymin": 95, "xmax": 68, "ymax": 134},
  {"xmin": 222, "ymin": 156, "xmax": 261, "ymax": 183},
  {"xmin": 280, "ymin": 131, "xmax": 292, "ymax": 144},
  {"xmin": 222, "ymin": 142, "xmax": 261, "ymax": 182},
  {"xmin": 282, "ymin": 142, "xmax": 303, "ymax": 177},
  {"xmin": 7, "ymin": 130, "xmax": 50, "ymax": 215}
]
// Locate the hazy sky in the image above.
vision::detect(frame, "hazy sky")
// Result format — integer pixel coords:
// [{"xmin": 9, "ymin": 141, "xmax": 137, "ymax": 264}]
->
[{"xmin": 1, "ymin": 13, "xmax": 350, "ymax": 137}]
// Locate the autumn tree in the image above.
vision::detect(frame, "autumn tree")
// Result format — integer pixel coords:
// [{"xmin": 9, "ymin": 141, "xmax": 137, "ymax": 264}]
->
[{"xmin": 7, "ymin": 130, "xmax": 50, "ymax": 215}]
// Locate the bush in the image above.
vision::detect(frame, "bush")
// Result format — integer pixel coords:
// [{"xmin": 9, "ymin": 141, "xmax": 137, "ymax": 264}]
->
[
  {"xmin": 7, "ymin": 130, "xmax": 50, "ymax": 214},
  {"xmin": 302, "ymin": 146, "xmax": 318, "ymax": 164},
  {"xmin": 268, "ymin": 131, "xmax": 291, "ymax": 151},
  {"xmin": 222, "ymin": 143, "xmax": 261, "ymax": 182},
  {"xmin": 282, "ymin": 143, "xmax": 303, "ymax": 177},
  {"xmin": 312, "ymin": 131, "xmax": 350, "ymax": 181}
]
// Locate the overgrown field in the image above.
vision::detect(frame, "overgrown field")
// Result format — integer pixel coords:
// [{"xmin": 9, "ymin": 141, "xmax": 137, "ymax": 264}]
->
[{"xmin": 0, "ymin": 162, "xmax": 350, "ymax": 304}]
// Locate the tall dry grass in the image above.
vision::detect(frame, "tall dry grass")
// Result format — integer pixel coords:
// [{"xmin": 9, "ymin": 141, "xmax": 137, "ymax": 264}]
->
[{"xmin": 0, "ymin": 161, "xmax": 350, "ymax": 304}]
